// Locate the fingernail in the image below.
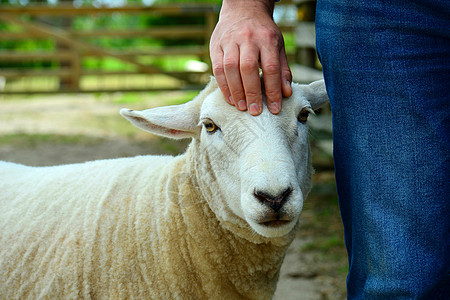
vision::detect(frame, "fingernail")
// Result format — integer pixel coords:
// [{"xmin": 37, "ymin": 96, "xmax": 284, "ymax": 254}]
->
[
  {"xmin": 270, "ymin": 102, "xmax": 280, "ymax": 114},
  {"xmin": 237, "ymin": 100, "xmax": 247, "ymax": 110},
  {"xmin": 249, "ymin": 103, "xmax": 260, "ymax": 115},
  {"xmin": 228, "ymin": 96, "xmax": 233, "ymax": 104},
  {"xmin": 286, "ymin": 80, "xmax": 291, "ymax": 87}
]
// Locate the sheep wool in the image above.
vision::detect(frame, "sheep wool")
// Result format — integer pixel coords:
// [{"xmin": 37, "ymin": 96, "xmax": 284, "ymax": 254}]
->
[{"xmin": 0, "ymin": 78, "xmax": 328, "ymax": 299}]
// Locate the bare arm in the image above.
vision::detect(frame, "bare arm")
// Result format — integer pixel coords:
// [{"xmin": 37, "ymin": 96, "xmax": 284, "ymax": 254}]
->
[{"xmin": 210, "ymin": 0, "xmax": 292, "ymax": 116}]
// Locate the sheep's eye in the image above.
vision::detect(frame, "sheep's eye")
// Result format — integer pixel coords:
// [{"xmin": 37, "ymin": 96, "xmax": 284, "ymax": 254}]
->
[
  {"xmin": 298, "ymin": 108, "xmax": 312, "ymax": 124},
  {"xmin": 203, "ymin": 120, "xmax": 219, "ymax": 134}
]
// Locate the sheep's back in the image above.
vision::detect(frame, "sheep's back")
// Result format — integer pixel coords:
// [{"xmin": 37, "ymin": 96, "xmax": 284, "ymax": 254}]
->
[{"xmin": 0, "ymin": 156, "xmax": 173, "ymax": 299}]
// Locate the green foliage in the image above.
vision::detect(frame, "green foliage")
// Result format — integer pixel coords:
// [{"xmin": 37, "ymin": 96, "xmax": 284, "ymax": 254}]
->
[
  {"xmin": 164, "ymin": 90, "xmax": 198, "ymax": 105},
  {"xmin": 283, "ymin": 32, "xmax": 296, "ymax": 53},
  {"xmin": 113, "ymin": 90, "xmax": 197, "ymax": 105},
  {"xmin": 0, "ymin": 0, "xmax": 222, "ymax": 4},
  {"xmin": 0, "ymin": 0, "xmax": 297, "ymax": 84},
  {"xmin": 114, "ymin": 92, "xmax": 143, "ymax": 104},
  {"xmin": 0, "ymin": 0, "xmax": 218, "ymax": 69},
  {"xmin": 0, "ymin": 19, "xmax": 55, "ymax": 68},
  {"xmin": 83, "ymin": 57, "xmax": 136, "ymax": 71},
  {"xmin": 152, "ymin": 0, "xmax": 221, "ymax": 3}
]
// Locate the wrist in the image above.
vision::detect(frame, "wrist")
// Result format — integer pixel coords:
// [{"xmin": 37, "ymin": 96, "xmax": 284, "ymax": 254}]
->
[{"xmin": 220, "ymin": 0, "xmax": 275, "ymax": 19}]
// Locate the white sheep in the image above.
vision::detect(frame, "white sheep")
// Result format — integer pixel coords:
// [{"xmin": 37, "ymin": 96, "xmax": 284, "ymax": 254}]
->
[{"xmin": 0, "ymin": 78, "xmax": 328, "ymax": 299}]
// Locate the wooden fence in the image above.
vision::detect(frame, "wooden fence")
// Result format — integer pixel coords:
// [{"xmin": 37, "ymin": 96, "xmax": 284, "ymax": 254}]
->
[
  {"xmin": 0, "ymin": 2, "xmax": 302, "ymax": 94},
  {"xmin": 0, "ymin": 4, "xmax": 220, "ymax": 94}
]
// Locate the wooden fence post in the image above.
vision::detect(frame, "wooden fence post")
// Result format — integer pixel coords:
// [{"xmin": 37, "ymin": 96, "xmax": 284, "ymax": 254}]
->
[{"xmin": 56, "ymin": 16, "xmax": 81, "ymax": 91}]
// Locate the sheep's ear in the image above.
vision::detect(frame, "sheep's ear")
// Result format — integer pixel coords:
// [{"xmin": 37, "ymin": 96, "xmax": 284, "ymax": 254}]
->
[
  {"xmin": 295, "ymin": 79, "xmax": 329, "ymax": 110},
  {"xmin": 120, "ymin": 104, "xmax": 200, "ymax": 139},
  {"xmin": 120, "ymin": 77, "xmax": 218, "ymax": 139}
]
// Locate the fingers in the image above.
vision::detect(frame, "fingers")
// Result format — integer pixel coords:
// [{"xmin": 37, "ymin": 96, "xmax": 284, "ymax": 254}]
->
[
  {"xmin": 280, "ymin": 47, "xmax": 293, "ymax": 98},
  {"xmin": 223, "ymin": 45, "xmax": 247, "ymax": 111},
  {"xmin": 215, "ymin": 42, "xmax": 264, "ymax": 115},
  {"xmin": 261, "ymin": 46, "xmax": 282, "ymax": 114},
  {"xmin": 240, "ymin": 44, "xmax": 263, "ymax": 115},
  {"xmin": 210, "ymin": 16, "xmax": 290, "ymax": 116},
  {"xmin": 216, "ymin": 44, "xmax": 287, "ymax": 116},
  {"xmin": 260, "ymin": 39, "xmax": 293, "ymax": 114},
  {"xmin": 210, "ymin": 41, "xmax": 233, "ymax": 105}
]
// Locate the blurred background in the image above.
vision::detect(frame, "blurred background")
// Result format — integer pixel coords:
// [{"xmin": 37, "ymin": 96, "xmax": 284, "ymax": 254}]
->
[
  {"xmin": 0, "ymin": 0, "xmax": 324, "ymax": 93},
  {"xmin": 0, "ymin": 1, "xmax": 345, "ymax": 299}
]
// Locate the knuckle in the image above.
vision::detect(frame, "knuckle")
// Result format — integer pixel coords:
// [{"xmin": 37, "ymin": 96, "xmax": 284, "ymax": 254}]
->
[
  {"xmin": 229, "ymin": 86, "xmax": 244, "ymax": 98},
  {"xmin": 224, "ymin": 57, "xmax": 239, "ymax": 70},
  {"xmin": 263, "ymin": 63, "xmax": 281, "ymax": 75},
  {"xmin": 231, "ymin": 92, "xmax": 245, "ymax": 101},
  {"xmin": 229, "ymin": 87, "xmax": 243, "ymax": 95},
  {"xmin": 245, "ymin": 90, "xmax": 260, "ymax": 99},
  {"xmin": 281, "ymin": 67, "xmax": 292, "ymax": 76},
  {"xmin": 262, "ymin": 28, "xmax": 282, "ymax": 44},
  {"xmin": 239, "ymin": 27, "xmax": 254, "ymax": 41},
  {"xmin": 212, "ymin": 64, "xmax": 225, "ymax": 75},
  {"xmin": 240, "ymin": 59, "xmax": 259, "ymax": 74},
  {"xmin": 282, "ymin": 70, "xmax": 293, "ymax": 81},
  {"xmin": 265, "ymin": 90, "xmax": 282, "ymax": 101},
  {"xmin": 264, "ymin": 28, "xmax": 278, "ymax": 40},
  {"xmin": 218, "ymin": 83, "xmax": 230, "ymax": 93}
]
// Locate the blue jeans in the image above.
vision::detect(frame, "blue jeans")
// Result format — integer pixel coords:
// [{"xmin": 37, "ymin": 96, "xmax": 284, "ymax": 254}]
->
[{"xmin": 315, "ymin": 0, "xmax": 450, "ymax": 298}]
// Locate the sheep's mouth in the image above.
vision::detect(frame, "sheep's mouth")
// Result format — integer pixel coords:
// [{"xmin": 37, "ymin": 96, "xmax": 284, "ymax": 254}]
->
[
  {"xmin": 258, "ymin": 214, "xmax": 292, "ymax": 227},
  {"xmin": 260, "ymin": 220, "xmax": 291, "ymax": 227}
]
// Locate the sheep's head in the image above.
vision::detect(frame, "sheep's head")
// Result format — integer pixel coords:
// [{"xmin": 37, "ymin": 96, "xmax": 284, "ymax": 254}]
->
[{"xmin": 121, "ymin": 78, "xmax": 328, "ymax": 239}]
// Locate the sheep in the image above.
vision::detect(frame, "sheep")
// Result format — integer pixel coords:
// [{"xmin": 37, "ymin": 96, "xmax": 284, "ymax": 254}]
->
[{"xmin": 0, "ymin": 77, "xmax": 328, "ymax": 299}]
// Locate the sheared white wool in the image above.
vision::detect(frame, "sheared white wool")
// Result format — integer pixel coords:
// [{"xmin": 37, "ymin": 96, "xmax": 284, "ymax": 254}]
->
[{"xmin": 0, "ymin": 78, "xmax": 328, "ymax": 299}]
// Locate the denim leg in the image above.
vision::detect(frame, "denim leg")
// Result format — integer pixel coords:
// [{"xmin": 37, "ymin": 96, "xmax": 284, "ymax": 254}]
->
[{"xmin": 315, "ymin": 0, "xmax": 450, "ymax": 299}]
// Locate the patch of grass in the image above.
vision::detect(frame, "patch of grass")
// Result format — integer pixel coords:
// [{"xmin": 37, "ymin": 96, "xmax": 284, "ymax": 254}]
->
[
  {"xmin": 137, "ymin": 138, "xmax": 189, "ymax": 156},
  {"xmin": 80, "ymin": 74, "xmax": 182, "ymax": 91},
  {"xmin": 82, "ymin": 115, "xmax": 140, "ymax": 138},
  {"xmin": 311, "ymin": 181, "xmax": 338, "ymax": 198},
  {"xmin": 111, "ymin": 90, "xmax": 199, "ymax": 107},
  {"xmin": 303, "ymin": 194, "xmax": 342, "ymax": 234},
  {"xmin": 0, "ymin": 133, "xmax": 102, "ymax": 148},
  {"xmin": 159, "ymin": 139, "xmax": 181, "ymax": 154},
  {"xmin": 310, "ymin": 129, "xmax": 333, "ymax": 141},
  {"xmin": 114, "ymin": 93, "xmax": 143, "ymax": 104},
  {"xmin": 302, "ymin": 235, "xmax": 345, "ymax": 253}
]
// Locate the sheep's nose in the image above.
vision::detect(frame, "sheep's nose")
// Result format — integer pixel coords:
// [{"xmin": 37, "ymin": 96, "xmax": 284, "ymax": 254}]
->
[{"xmin": 254, "ymin": 187, "xmax": 293, "ymax": 212}]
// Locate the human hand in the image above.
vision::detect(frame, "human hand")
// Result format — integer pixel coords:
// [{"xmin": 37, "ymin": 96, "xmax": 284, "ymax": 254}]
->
[{"xmin": 210, "ymin": 0, "xmax": 292, "ymax": 116}]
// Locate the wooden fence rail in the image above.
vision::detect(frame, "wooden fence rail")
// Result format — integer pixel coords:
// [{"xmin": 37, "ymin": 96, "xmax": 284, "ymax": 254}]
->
[
  {"xmin": 0, "ymin": 4, "xmax": 221, "ymax": 94},
  {"xmin": 0, "ymin": 3, "xmax": 301, "ymax": 94}
]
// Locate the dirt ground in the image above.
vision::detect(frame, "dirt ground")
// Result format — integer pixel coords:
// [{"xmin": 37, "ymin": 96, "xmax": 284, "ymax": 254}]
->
[{"xmin": 0, "ymin": 93, "xmax": 347, "ymax": 299}]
